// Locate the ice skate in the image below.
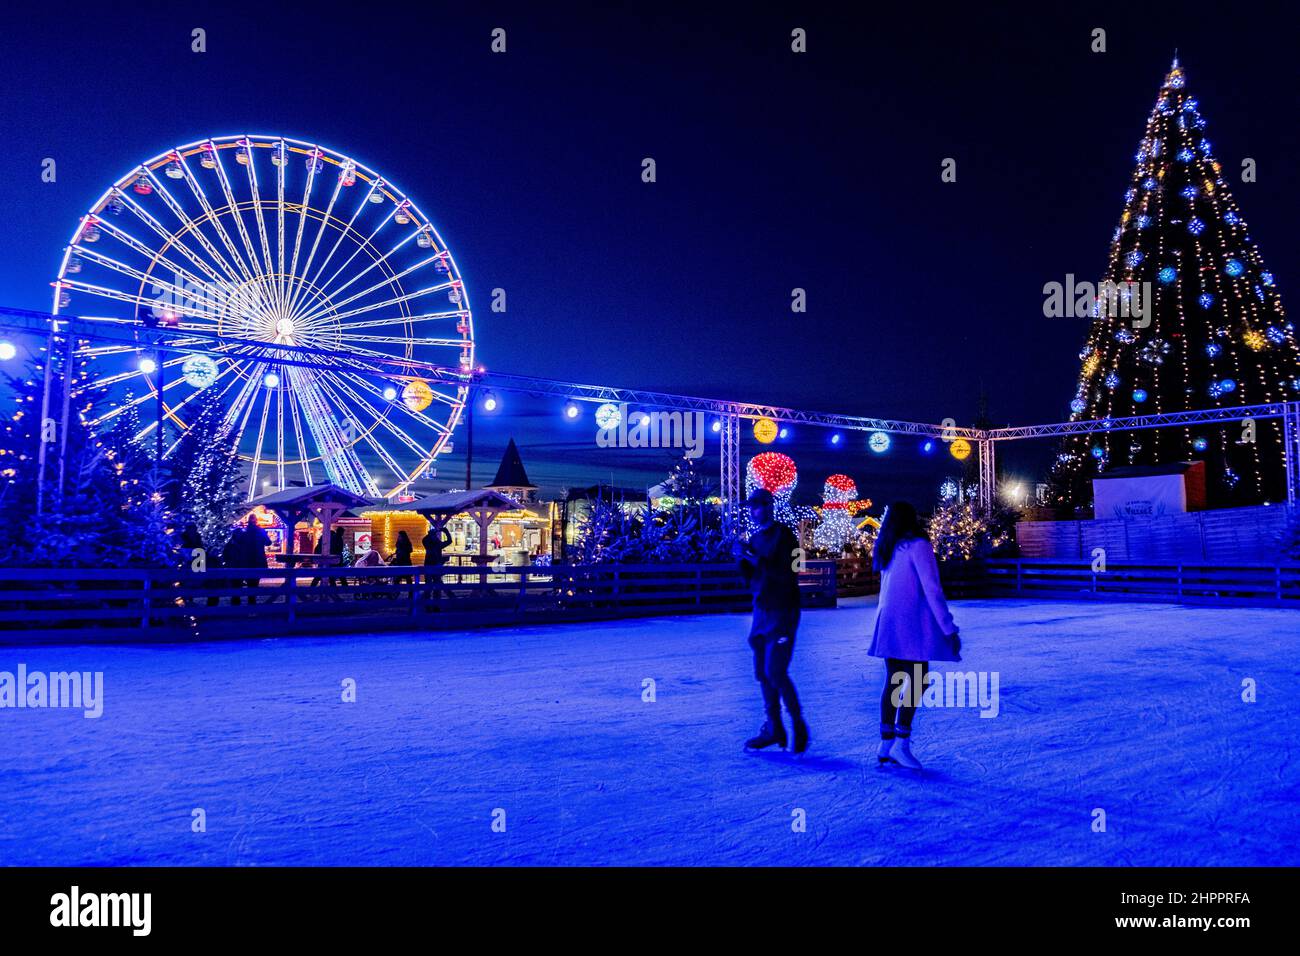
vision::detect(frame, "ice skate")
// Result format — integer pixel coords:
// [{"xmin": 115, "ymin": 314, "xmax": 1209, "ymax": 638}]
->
[
  {"xmin": 744, "ymin": 719, "xmax": 787, "ymax": 751},
  {"xmin": 877, "ymin": 738, "xmax": 895, "ymax": 765},
  {"xmin": 889, "ymin": 736, "xmax": 923, "ymax": 770}
]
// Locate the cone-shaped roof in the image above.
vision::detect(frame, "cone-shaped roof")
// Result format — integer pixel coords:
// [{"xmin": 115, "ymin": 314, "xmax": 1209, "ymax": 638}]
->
[{"xmin": 487, "ymin": 437, "xmax": 536, "ymax": 490}]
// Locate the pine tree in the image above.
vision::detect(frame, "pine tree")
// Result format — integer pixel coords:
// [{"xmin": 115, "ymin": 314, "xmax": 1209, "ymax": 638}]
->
[
  {"xmin": 171, "ymin": 385, "xmax": 246, "ymax": 557},
  {"xmin": 0, "ymin": 351, "xmax": 124, "ymax": 565},
  {"xmin": 1050, "ymin": 60, "xmax": 1299, "ymax": 509},
  {"xmin": 118, "ymin": 466, "xmax": 178, "ymax": 568}
]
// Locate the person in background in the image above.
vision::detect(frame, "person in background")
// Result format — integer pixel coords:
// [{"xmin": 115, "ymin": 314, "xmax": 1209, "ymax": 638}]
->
[
  {"xmin": 422, "ymin": 523, "xmax": 454, "ymax": 603},
  {"xmin": 868, "ymin": 501, "xmax": 961, "ymax": 770},
  {"xmin": 735, "ymin": 488, "xmax": 810, "ymax": 755},
  {"xmin": 392, "ymin": 530, "xmax": 414, "ymax": 586},
  {"xmin": 244, "ymin": 515, "xmax": 273, "ymax": 606},
  {"xmin": 179, "ymin": 523, "xmax": 208, "ymax": 608}
]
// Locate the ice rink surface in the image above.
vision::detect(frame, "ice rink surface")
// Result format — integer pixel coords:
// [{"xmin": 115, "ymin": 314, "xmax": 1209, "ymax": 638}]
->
[{"xmin": 1, "ymin": 597, "xmax": 1296, "ymax": 866}]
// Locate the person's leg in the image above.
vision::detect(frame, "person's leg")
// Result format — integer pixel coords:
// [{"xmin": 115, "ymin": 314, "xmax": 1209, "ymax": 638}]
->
[
  {"xmin": 751, "ymin": 634, "xmax": 780, "ymax": 718},
  {"xmin": 767, "ymin": 628, "xmax": 808, "ymax": 753},
  {"xmin": 880, "ymin": 658, "xmax": 904, "ymax": 739},
  {"xmin": 745, "ymin": 626, "xmax": 786, "ymax": 749},
  {"xmin": 765, "ymin": 634, "xmax": 800, "ymax": 717},
  {"xmin": 894, "ymin": 660, "xmax": 929, "ymax": 734},
  {"xmin": 888, "ymin": 659, "xmax": 928, "ymax": 769}
]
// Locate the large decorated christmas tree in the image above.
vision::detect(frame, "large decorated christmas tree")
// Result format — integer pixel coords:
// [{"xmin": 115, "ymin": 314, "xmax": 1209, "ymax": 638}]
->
[{"xmin": 1049, "ymin": 59, "xmax": 1299, "ymax": 509}]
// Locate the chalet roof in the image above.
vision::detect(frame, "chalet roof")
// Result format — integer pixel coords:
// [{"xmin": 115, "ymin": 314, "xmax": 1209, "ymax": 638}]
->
[
  {"xmin": 487, "ymin": 438, "xmax": 535, "ymax": 490},
  {"xmin": 246, "ymin": 483, "xmax": 374, "ymax": 511},
  {"xmin": 362, "ymin": 488, "xmax": 524, "ymax": 517}
]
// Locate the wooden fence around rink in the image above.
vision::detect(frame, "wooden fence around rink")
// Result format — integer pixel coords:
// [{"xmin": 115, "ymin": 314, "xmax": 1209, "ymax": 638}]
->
[
  {"xmin": 941, "ymin": 559, "xmax": 1300, "ymax": 608},
  {"xmin": 0, "ymin": 561, "xmax": 840, "ymax": 645}
]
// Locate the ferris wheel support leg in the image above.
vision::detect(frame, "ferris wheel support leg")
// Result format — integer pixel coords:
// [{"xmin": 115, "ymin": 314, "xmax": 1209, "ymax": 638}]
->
[{"xmin": 978, "ymin": 437, "xmax": 995, "ymax": 513}]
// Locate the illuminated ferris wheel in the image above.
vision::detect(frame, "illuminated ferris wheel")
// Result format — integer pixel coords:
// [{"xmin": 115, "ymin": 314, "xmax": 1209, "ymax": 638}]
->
[{"xmin": 52, "ymin": 134, "xmax": 475, "ymax": 500}]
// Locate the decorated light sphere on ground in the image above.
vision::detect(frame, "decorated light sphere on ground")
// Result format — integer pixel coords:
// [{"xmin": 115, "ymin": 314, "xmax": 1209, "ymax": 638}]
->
[{"xmin": 745, "ymin": 452, "xmax": 799, "ymax": 528}]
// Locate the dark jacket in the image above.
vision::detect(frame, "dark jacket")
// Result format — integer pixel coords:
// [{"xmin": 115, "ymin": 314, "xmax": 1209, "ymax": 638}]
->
[
  {"xmin": 237, "ymin": 524, "xmax": 270, "ymax": 569},
  {"xmin": 422, "ymin": 528, "xmax": 453, "ymax": 566},
  {"xmin": 392, "ymin": 535, "xmax": 414, "ymax": 566},
  {"xmin": 739, "ymin": 522, "xmax": 802, "ymax": 611}
]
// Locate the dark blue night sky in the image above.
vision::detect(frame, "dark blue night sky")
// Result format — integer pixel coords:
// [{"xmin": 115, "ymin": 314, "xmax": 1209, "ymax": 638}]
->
[{"xmin": 1, "ymin": 1, "xmax": 1296, "ymax": 505}]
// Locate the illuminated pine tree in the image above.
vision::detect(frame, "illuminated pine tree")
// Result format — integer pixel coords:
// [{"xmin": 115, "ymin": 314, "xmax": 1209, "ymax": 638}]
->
[
  {"xmin": 172, "ymin": 386, "xmax": 246, "ymax": 555},
  {"xmin": 1050, "ymin": 59, "xmax": 1299, "ymax": 509}
]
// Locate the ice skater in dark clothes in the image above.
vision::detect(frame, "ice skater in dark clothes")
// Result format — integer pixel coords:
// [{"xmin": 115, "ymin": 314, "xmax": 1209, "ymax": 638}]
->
[{"xmin": 735, "ymin": 488, "xmax": 809, "ymax": 754}]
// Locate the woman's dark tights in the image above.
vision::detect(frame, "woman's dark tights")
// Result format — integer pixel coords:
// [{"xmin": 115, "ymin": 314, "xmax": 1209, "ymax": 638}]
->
[{"xmin": 880, "ymin": 657, "xmax": 928, "ymax": 738}]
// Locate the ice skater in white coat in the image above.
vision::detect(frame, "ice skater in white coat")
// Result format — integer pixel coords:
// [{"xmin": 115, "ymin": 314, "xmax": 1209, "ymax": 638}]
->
[{"xmin": 868, "ymin": 501, "xmax": 962, "ymax": 769}]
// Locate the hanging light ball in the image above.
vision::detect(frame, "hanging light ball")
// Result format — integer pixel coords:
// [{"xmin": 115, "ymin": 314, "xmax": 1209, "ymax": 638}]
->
[
  {"xmin": 181, "ymin": 354, "xmax": 219, "ymax": 389},
  {"xmin": 401, "ymin": 379, "xmax": 433, "ymax": 412},
  {"xmin": 752, "ymin": 417, "xmax": 778, "ymax": 444},
  {"xmin": 595, "ymin": 403, "xmax": 621, "ymax": 430}
]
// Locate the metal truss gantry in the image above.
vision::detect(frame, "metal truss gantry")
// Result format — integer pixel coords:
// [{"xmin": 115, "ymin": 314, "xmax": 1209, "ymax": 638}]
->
[{"xmin": 4, "ymin": 306, "xmax": 1298, "ymax": 512}]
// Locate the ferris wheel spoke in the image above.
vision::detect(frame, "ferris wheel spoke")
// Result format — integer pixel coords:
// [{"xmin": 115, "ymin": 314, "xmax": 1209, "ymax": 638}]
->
[
  {"xmin": 241, "ymin": 148, "xmax": 280, "ymax": 305},
  {"xmin": 224, "ymin": 361, "xmax": 269, "ymax": 446},
  {"xmin": 308, "ymin": 281, "xmax": 457, "ymax": 325},
  {"xmin": 304, "ymin": 179, "xmax": 384, "ymax": 296},
  {"xmin": 246, "ymin": 383, "xmax": 276, "ymax": 495},
  {"xmin": 66, "ymin": 251, "xmax": 231, "ymax": 323},
  {"xmin": 161, "ymin": 366, "xmax": 247, "ymax": 456},
  {"xmin": 341, "ymin": 372, "xmax": 459, "ymax": 432},
  {"xmin": 205, "ymin": 145, "xmax": 280, "ymax": 305},
  {"xmin": 209, "ymin": 144, "xmax": 274, "ymax": 288},
  {"xmin": 109, "ymin": 194, "xmax": 244, "ymax": 295},
  {"xmin": 87, "ymin": 218, "xmax": 241, "ymax": 313},
  {"xmin": 129, "ymin": 368, "xmax": 206, "ymax": 443},
  {"xmin": 148, "ymin": 161, "xmax": 260, "ymax": 293},
  {"xmin": 275, "ymin": 143, "xmax": 288, "ymax": 315},
  {"xmin": 286, "ymin": 382, "xmax": 315, "ymax": 487},
  {"xmin": 312, "ymin": 207, "xmax": 400, "ymax": 300},
  {"xmin": 282, "ymin": 148, "xmax": 322, "ymax": 319},
  {"xmin": 345, "ymin": 333, "xmax": 467, "ymax": 348},
  {"xmin": 327, "ymin": 375, "xmax": 436, "ymax": 454},
  {"xmin": 308, "ymin": 235, "xmax": 434, "ymax": 320},
  {"xmin": 316, "ymin": 378, "xmax": 415, "ymax": 481},
  {"xmin": 340, "ymin": 309, "xmax": 464, "ymax": 330},
  {"xmin": 285, "ymin": 169, "xmax": 341, "ymax": 319},
  {"xmin": 285, "ymin": 366, "xmax": 379, "ymax": 496}
]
